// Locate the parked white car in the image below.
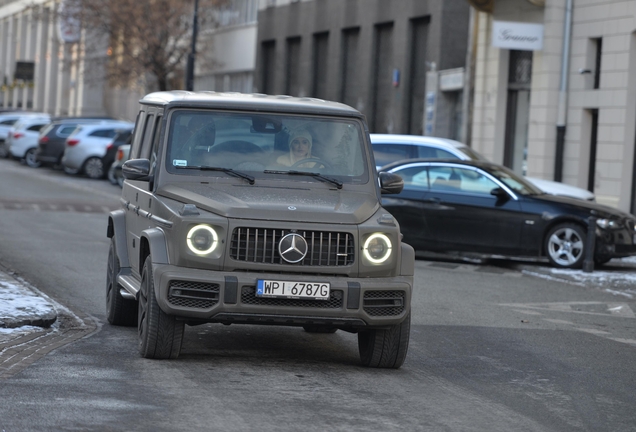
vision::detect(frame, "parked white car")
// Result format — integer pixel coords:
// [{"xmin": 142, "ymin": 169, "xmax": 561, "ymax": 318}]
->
[
  {"xmin": 61, "ymin": 121, "xmax": 134, "ymax": 179},
  {"xmin": 0, "ymin": 112, "xmax": 49, "ymax": 159},
  {"xmin": 370, "ymin": 134, "xmax": 596, "ymax": 201},
  {"xmin": 6, "ymin": 114, "xmax": 52, "ymax": 167}
]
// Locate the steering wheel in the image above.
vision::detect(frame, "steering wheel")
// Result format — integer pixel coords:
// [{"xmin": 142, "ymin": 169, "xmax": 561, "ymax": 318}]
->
[{"xmin": 290, "ymin": 157, "xmax": 331, "ymax": 170}]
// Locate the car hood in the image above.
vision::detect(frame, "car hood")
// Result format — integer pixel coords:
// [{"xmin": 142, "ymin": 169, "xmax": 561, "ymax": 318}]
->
[
  {"xmin": 531, "ymin": 193, "xmax": 635, "ymax": 220},
  {"xmin": 525, "ymin": 177, "xmax": 595, "ymax": 201},
  {"xmin": 157, "ymin": 182, "xmax": 379, "ymax": 224}
]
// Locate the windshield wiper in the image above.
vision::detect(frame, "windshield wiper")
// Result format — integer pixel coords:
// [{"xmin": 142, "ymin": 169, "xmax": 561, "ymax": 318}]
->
[
  {"xmin": 176, "ymin": 165, "xmax": 255, "ymax": 185},
  {"xmin": 264, "ymin": 170, "xmax": 343, "ymax": 189}
]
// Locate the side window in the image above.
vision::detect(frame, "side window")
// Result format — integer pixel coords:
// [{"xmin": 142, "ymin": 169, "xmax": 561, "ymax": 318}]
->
[
  {"xmin": 129, "ymin": 111, "xmax": 145, "ymax": 159},
  {"xmin": 393, "ymin": 166, "xmax": 429, "ymax": 190},
  {"xmin": 372, "ymin": 144, "xmax": 415, "ymax": 167},
  {"xmin": 456, "ymin": 168, "xmax": 499, "ymax": 195},
  {"xmin": 0, "ymin": 119, "xmax": 16, "ymax": 126},
  {"xmin": 429, "ymin": 166, "xmax": 458, "ymax": 192},
  {"xmin": 417, "ymin": 146, "xmax": 460, "ymax": 160},
  {"xmin": 89, "ymin": 130, "xmax": 106, "ymax": 137},
  {"xmin": 149, "ymin": 116, "xmax": 162, "ymax": 175},
  {"xmin": 58, "ymin": 126, "xmax": 77, "ymax": 136},
  {"xmin": 139, "ymin": 114, "xmax": 156, "ymax": 159},
  {"xmin": 28, "ymin": 124, "xmax": 46, "ymax": 132}
]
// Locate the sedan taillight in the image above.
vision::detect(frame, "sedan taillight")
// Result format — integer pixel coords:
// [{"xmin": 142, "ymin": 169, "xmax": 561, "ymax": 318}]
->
[
  {"xmin": 67, "ymin": 139, "xmax": 80, "ymax": 146},
  {"xmin": 13, "ymin": 132, "xmax": 24, "ymax": 139},
  {"xmin": 39, "ymin": 136, "xmax": 50, "ymax": 144}
]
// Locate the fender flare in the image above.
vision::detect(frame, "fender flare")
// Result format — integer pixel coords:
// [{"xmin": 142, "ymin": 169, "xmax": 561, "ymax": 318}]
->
[
  {"xmin": 400, "ymin": 243, "xmax": 415, "ymax": 276},
  {"xmin": 140, "ymin": 228, "xmax": 169, "ymax": 265},
  {"xmin": 107, "ymin": 210, "xmax": 130, "ymax": 269}
]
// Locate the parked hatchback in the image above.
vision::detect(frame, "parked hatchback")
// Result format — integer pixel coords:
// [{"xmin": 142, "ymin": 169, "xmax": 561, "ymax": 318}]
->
[
  {"xmin": 6, "ymin": 114, "xmax": 52, "ymax": 167},
  {"xmin": 36, "ymin": 117, "xmax": 116, "ymax": 168},
  {"xmin": 0, "ymin": 112, "xmax": 49, "ymax": 159},
  {"xmin": 61, "ymin": 121, "xmax": 134, "ymax": 178},
  {"xmin": 370, "ymin": 134, "xmax": 596, "ymax": 201}
]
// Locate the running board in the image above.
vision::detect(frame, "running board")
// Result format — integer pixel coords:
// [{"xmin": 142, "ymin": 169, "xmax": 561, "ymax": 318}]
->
[{"xmin": 117, "ymin": 274, "xmax": 140, "ymax": 300}]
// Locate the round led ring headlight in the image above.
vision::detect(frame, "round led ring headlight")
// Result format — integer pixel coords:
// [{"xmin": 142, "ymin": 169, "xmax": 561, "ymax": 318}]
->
[
  {"xmin": 363, "ymin": 233, "xmax": 392, "ymax": 264},
  {"xmin": 187, "ymin": 225, "xmax": 218, "ymax": 255}
]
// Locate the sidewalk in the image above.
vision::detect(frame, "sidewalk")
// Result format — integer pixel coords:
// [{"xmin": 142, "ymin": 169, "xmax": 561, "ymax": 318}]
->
[{"xmin": 0, "ymin": 269, "xmax": 57, "ymax": 344}]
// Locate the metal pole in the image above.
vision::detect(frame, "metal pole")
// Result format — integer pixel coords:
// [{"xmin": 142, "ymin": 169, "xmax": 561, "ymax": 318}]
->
[
  {"xmin": 185, "ymin": 0, "xmax": 199, "ymax": 91},
  {"xmin": 554, "ymin": 0, "xmax": 573, "ymax": 182},
  {"xmin": 582, "ymin": 216, "xmax": 596, "ymax": 273}
]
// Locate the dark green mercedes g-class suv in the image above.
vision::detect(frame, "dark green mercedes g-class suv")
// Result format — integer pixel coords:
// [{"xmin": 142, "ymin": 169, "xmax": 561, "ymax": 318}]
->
[{"xmin": 106, "ymin": 91, "xmax": 414, "ymax": 368}]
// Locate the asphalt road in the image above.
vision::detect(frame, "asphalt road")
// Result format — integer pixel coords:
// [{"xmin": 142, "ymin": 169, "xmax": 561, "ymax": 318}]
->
[{"xmin": 0, "ymin": 158, "xmax": 635, "ymax": 432}]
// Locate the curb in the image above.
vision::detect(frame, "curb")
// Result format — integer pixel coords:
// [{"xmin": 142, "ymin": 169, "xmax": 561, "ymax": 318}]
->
[{"xmin": 0, "ymin": 270, "xmax": 58, "ymax": 329}]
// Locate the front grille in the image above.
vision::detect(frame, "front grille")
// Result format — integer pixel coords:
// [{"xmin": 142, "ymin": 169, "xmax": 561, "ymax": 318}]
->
[
  {"xmin": 168, "ymin": 280, "xmax": 220, "ymax": 309},
  {"xmin": 363, "ymin": 290, "xmax": 405, "ymax": 316},
  {"xmin": 230, "ymin": 228, "xmax": 354, "ymax": 266},
  {"xmin": 240, "ymin": 286, "xmax": 343, "ymax": 308}
]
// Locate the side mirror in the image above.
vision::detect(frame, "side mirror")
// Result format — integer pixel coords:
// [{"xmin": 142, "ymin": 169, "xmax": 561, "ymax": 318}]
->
[
  {"xmin": 490, "ymin": 187, "xmax": 510, "ymax": 199},
  {"xmin": 379, "ymin": 172, "xmax": 404, "ymax": 195},
  {"xmin": 122, "ymin": 158, "xmax": 150, "ymax": 181}
]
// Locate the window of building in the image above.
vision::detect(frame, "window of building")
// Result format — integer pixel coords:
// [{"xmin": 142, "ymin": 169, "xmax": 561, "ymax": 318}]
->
[
  {"xmin": 312, "ymin": 32, "xmax": 329, "ymax": 99},
  {"xmin": 593, "ymin": 37, "xmax": 602, "ymax": 89}
]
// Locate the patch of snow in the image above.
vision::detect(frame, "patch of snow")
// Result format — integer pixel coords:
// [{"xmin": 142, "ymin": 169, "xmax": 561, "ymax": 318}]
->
[
  {"xmin": 0, "ymin": 279, "xmax": 55, "ymax": 324},
  {"xmin": 549, "ymin": 268, "xmax": 636, "ymax": 285},
  {"xmin": 604, "ymin": 289, "xmax": 634, "ymax": 299}
]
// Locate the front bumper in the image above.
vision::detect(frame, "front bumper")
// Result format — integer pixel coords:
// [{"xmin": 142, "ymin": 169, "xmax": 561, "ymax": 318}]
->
[
  {"xmin": 596, "ymin": 226, "xmax": 636, "ymax": 259},
  {"xmin": 152, "ymin": 263, "xmax": 413, "ymax": 330}
]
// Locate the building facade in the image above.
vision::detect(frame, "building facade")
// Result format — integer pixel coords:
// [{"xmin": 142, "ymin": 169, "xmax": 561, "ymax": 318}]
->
[
  {"xmin": 0, "ymin": 0, "xmax": 112, "ymax": 117},
  {"xmin": 254, "ymin": 0, "xmax": 470, "ymax": 138},
  {"xmin": 470, "ymin": 0, "xmax": 636, "ymax": 212},
  {"xmin": 194, "ymin": 0, "xmax": 260, "ymax": 93}
]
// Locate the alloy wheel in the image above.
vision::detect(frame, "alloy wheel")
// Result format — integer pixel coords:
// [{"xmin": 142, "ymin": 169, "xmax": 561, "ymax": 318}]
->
[
  {"xmin": 84, "ymin": 157, "xmax": 104, "ymax": 179},
  {"xmin": 547, "ymin": 227, "xmax": 584, "ymax": 267}
]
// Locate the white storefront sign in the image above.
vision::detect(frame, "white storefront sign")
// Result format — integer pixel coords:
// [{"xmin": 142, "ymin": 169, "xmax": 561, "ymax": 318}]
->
[
  {"xmin": 439, "ymin": 68, "xmax": 464, "ymax": 92},
  {"xmin": 492, "ymin": 21, "xmax": 544, "ymax": 51}
]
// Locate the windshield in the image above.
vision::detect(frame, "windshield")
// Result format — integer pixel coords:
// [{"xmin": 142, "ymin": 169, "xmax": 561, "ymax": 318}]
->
[
  {"xmin": 489, "ymin": 165, "xmax": 542, "ymax": 196},
  {"xmin": 165, "ymin": 110, "xmax": 368, "ymax": 185}
]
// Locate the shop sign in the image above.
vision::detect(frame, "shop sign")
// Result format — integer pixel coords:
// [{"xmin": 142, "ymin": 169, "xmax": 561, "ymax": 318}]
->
[{"xmin": 492, "ymin": 21, "xmax": 543, "ymax": 51}]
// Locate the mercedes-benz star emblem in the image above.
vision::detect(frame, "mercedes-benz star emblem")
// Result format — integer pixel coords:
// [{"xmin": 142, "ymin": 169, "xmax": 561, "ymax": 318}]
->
[{"xmin": 278, "ymin": 233, "xmax": 308, "ymax": 263}]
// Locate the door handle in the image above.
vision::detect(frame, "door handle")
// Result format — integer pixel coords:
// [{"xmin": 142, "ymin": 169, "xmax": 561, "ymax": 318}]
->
[{"xmin": 423, "ymin": 197, "xmax": 441, "ymax": 204}]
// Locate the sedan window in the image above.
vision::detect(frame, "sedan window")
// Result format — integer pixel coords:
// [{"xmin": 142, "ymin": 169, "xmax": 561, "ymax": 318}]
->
[
  {"xmin": 392, "ymin": 166, "xmax": 429, "ymax": 190},
  {"xmin": 0, "ymin": 119, "xmax": 16, "ymax": 126},
  {"xmin": 429, "ymin": 166, "xmax": 498, "ymax": 195}
]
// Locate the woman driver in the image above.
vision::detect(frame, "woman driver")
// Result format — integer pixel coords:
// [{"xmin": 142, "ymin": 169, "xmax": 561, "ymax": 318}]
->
[{"xmin": 277, "ymin": 128, "xmax": 313, "ymax": 166}]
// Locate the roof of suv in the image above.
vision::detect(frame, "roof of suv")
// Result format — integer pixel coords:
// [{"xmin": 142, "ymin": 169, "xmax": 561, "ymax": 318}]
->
[{"xmin": 140, "ymin": 91, "xmax": 362, "ymax": 118}]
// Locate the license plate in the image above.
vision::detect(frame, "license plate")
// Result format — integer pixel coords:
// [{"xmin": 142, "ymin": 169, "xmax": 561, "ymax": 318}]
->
[{"xmin": 256, "ymin": 280, "xmax": 330, "ymax": 300}]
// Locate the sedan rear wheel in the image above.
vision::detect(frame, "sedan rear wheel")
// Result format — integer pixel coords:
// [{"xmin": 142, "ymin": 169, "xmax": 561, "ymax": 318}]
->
[
  {"xmin": 545, "ymin": 223, "xmax": 586, "ymax": 269},
  {"xmin": 0, "ymin": 143, "xmax": 9, "ymax": 158},
  {"xmin": 24, "ymin": 148, "xmax": 41, "ymax": 168},
  {"xmin": 84, "ymin": 157, "xmax": 105, "ymax": 179}
]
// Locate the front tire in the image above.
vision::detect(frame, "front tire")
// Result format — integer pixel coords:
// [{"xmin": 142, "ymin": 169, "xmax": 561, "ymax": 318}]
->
[
  {"xmin": 138, "ymin": 256, "xmax": 184, "ymax": 359},
  {"xmin": 106, "ymin": 239, "xmax": 137, "ymax": 326},
  {"xmin": 545, "ymin": 223, "xmax": 586, "ymax": 269},
  {"xmin": 83, "ymin": 157, "xmax": 105, "ymax": 179},
  {"xmin": 358, "ymin": 312, "xmax": 410, "ymax": 369}
]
